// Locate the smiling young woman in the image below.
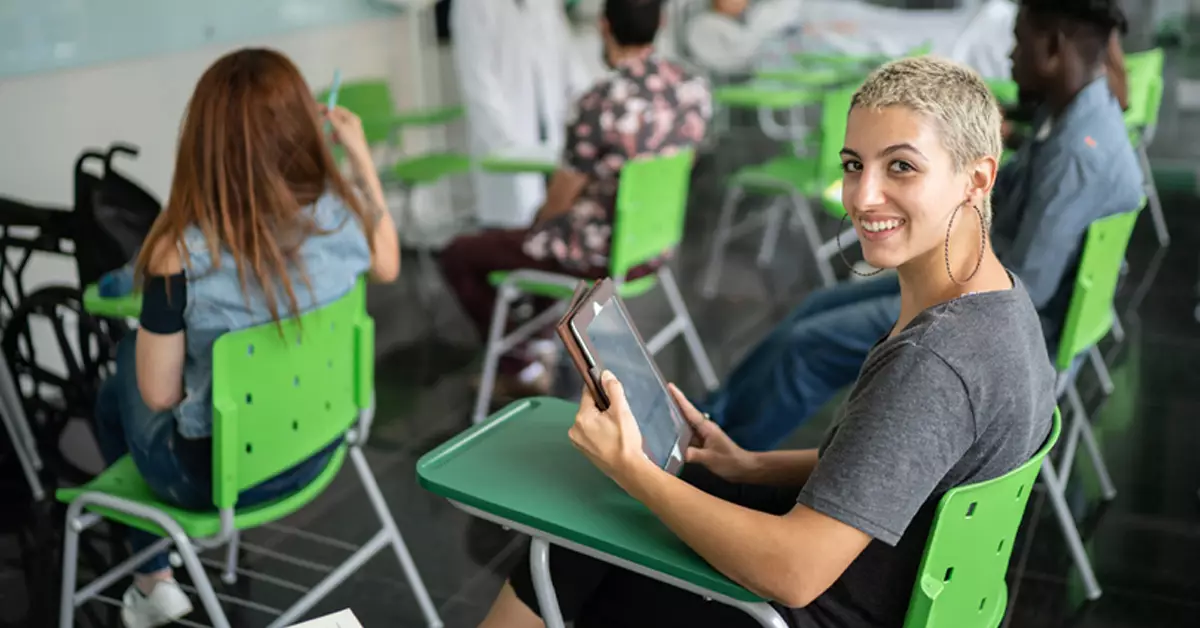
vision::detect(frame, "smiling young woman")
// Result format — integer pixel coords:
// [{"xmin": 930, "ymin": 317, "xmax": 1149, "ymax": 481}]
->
[{"xmin": 477, "ymin": 55, "xmax": 1056, "ymax": 628}]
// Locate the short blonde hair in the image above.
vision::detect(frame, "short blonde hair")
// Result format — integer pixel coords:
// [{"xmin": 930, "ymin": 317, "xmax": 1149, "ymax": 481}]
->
[{"xmin": 851, "ymin": 56, "xmax": 1002, "ymax": 221}]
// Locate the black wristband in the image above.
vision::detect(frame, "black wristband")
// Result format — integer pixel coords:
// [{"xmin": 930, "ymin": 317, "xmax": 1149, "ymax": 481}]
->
[{"xmin": 140, "ymin": 272, "xmax": 187, "ymax": 334}]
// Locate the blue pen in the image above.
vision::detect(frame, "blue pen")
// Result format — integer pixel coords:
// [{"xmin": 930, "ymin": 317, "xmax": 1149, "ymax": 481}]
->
[{"xmin": 324, "ymin": 69, "xmax": 342, "ymax": 133}]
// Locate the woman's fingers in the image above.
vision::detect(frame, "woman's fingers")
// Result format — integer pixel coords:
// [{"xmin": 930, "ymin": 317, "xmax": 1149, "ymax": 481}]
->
[{"xmin": 668, "ymin": 383, "xmax": 710, "ymax": 429}]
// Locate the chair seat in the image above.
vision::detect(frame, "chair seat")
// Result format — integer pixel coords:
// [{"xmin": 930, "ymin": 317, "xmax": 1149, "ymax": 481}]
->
[
  {"xmin": 487, "ymin": 271, "xmax": 659, "ymax": 300},
  {"xmin": 390, "ymin": 152, "xmax": 472, "ymax": 185},
  {"xmin": 56, "ymin": 446, "xmax": 347, "ymax": 539},
  {"xmin": 418, "ymin": 397, "xmax": 764, "ymax": 604}
]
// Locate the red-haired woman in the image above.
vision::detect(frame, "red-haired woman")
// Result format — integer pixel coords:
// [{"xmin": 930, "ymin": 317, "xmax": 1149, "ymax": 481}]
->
[{"xmin": 93, "ymin": 48, "xmax": 398, "ymax": 627}]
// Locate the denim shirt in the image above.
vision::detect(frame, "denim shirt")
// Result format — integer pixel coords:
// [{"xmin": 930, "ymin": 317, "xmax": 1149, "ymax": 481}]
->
[
  {"xmin": 990, "ymin": 77, "xmax": 1143, "ymax": 347},
  {"xmin": 173, "ymin": 192, "xmax": 372, "ymax": 438}
]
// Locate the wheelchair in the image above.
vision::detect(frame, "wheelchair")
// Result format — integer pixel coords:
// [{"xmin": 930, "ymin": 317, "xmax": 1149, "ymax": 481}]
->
[
  {"xmin": 1, "ymin": 143, "xmax": 159, "ymax": 488},
  {"xmin": 0, "ymin": 143, "xmax": 160, "ymax": 626}
]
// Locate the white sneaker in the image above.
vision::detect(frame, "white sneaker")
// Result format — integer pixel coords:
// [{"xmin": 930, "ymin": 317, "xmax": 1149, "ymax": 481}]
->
[{"xmin": 121, "ymin": 580, "xmax": 194, "ymax": 628}]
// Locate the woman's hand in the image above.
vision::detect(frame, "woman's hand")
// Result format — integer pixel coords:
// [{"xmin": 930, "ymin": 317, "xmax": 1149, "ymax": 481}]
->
[
  {"xmin": 322, "ymin": 105, "xmax": 373, "ymax": 171},
  {"xmin": 568, "ymin": 371, "xmax": 656, "ymax": 488},
  {"xmin": 668, "ymin": 383, "xmax": 756, "ymax": 483}
]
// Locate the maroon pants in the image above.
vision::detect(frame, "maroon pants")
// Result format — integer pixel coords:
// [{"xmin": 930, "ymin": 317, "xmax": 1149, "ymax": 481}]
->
[{"xmin": 438, "ymin": 229, "xmax": 652, "ymax": 375}]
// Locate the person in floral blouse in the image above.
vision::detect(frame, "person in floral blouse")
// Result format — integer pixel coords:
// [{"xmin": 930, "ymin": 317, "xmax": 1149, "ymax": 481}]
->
[{"xmin": 439, "ymin": 0, "xmax": 711, "ymax": 401}]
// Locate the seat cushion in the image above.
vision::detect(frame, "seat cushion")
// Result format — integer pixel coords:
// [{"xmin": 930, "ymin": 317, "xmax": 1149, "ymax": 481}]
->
[{"xmin": 57, "ymin": 446, "xmax": 347, "ymax": 539}]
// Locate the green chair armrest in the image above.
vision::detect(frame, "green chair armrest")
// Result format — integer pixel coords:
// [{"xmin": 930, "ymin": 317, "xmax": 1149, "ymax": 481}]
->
[
  {"xmin": 390, "ymin": 104, "xmax": 466, "ymax": 127},
  {"xmin": 713, "ymin": 84, "xmax": 824, "ymax": 110},
  {"xmin": 417, "ymin": 397, "xmax": 765, "ymax": 604},
  {"xmin": 754, "ymin": 67, "xmax": 845, "ymax": 86},
  {"xmin": 359, "ymin": 105, "xmax": 465, "ymax": 139},
  {"xmin": 480, "ymin": 156, "xmax": 558, "ymax": 174},
  {"xmin": 83, "ymin": 283, "xmax": 142, "ymax": 319}
]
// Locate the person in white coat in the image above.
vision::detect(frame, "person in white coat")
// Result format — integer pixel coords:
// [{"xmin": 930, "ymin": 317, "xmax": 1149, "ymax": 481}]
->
[
  {"xmin": 451, "ymin": 0, "xmax": 595, "ymax": 228},
  {"xmin": 682, "ymin": 0, "xmax": 1019, "ymax": 80}
]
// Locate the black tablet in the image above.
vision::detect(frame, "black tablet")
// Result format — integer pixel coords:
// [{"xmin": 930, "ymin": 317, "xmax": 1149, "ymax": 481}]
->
[{"xmin": 556, "ymin": 278, "xmax": 690, "ymax": 475}]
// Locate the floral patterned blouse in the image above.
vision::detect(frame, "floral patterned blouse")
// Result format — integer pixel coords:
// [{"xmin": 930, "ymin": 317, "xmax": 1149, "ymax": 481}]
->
[{"xmin": 522, "ymin": 52, "xmax": 712, "ymax": 273}]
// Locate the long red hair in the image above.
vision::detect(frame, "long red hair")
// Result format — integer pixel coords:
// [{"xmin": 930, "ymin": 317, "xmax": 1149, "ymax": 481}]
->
[{"xmin": 137, "ymin": 48, "xmax": 374, "ymax": 323}]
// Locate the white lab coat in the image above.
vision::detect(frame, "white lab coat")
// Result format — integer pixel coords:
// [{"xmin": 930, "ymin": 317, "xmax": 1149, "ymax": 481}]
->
[
  {"xmin": 680, "ymin": 0, "xmax": 1017, "ymax": 80},
  {"xmin": 451, "ymin": 0, "xmax": 594, "ymax": 228}
]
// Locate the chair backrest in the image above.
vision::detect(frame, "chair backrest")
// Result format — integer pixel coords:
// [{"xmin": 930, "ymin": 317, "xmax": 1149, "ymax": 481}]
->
[
  {"xmin": 816, "ymin": 85, "xmax": 858, "ymax": 188},
  {"xmin": 210, "ymin": 278, "xmax": 374, "ymax": 509},
  {"xmin": 903, "ymin": 408, "xmax": 1062, "ymax": 628},
  {"xmin": 318, "ymin": 79, "xmax": 397, "ymax": 146},
  {"xmin": 1054, "ymin": 209, "xmax": 1141, "ymax": 371},
  {"xmin": 985, "ymin": 79, "xmax": 1020, "ymax": 106},
  {"xmin": 608, "ymin": 149, "xmax": 695, "ymax": 280},
  {"xmin": 1123, "ymin": 48, "xmax": 1165, "ymax": 133}
]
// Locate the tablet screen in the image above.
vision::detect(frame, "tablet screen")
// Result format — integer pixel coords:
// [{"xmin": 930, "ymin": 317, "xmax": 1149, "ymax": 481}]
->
[{"xmin": 583, "ymin": 296, "xmax": 683, "ymax": 468}]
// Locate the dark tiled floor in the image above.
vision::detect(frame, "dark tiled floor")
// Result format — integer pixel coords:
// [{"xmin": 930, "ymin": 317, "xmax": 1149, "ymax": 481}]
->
[
  {"xmin": 5, "ymin": 12, "xmax": 1200, "ymax": 628},
  {"xmin": 5, "ymin": 179, "xmax": 1196, "ymax": 628}
]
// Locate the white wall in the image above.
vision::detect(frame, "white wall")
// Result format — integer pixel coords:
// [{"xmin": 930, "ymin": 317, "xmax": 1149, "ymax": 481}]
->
[
  {"xmin": 0, "ymin": 11, "xmax": 453, "ymax": 372},
  {"xmin": 0, "ymin": 15, "xmax": 446, "ymax": 212}
]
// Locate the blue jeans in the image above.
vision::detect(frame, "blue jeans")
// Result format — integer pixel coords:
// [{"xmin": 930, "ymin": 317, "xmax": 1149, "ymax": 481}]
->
[
  {"xmin": 701, "ymin": 275, "xmax": 902, "ymax": 451},
  {"xmin": 93, "ymin": 334, "xmax": 337, "ymax": 574}
]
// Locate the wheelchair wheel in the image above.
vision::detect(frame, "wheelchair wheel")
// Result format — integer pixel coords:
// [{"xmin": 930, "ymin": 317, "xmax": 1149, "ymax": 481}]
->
[{"xmin": 1, "ymin": 285, "xmax": 128, "ymax": 486}]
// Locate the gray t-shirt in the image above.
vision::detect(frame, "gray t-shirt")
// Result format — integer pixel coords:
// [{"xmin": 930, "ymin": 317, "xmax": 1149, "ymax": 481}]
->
[{"xmin": 791, "ymin": 277, "xmax": 1055, "ymax": 628}]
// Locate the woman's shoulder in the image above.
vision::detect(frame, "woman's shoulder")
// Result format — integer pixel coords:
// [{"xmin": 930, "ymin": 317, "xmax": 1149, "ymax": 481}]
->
[{"xmin": 888, "ymin": 279, "xmax": 1055, "ymax": 401}]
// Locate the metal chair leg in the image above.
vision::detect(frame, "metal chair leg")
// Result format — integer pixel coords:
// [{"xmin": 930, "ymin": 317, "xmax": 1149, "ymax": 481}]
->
[
  {"xmin": 790, "ymin": 193, "xmax": 837, "ymax": 288},
  {"xmin": 656, "ymin": 267, "xmax": 719, "ymax": 392},
  {"xmin": 472, "ymin": 285, "xmax": 515, "ymax": 424},
  {"xmin": 529, "ymin": 538, "xmax": 566, "ymax": 628},
  {"xmin": 221, "ymin": 530, "xmax": 240, "ymax": 585},
  {"xmin": 1039, "ymin": 459, "xmax": 1103, "ymax": 601},
  {"xmin": 701, "ymin": 185, "xmax": 744, "ymax": 299},
  {"xmin": 174, "ymin": 533, "xmax": 232, "ymax": 628},
  {"xmin": 351, "ymin": 447, "xmax": 442, "ymax": 628},
  {"xmin": 1110, "ymin": 308, "xmax": 1125, "ymax": 344},
  {"xmin": 1066, "ymin": 383, "xmax": 1117, "ymax": 501},
  {"xmin": 1138, "ymin": 144, "xmax": 1169, "ymax": 247},
  {"xmin": 1088, "ymin": 346, "xmax": 1115, "ymax": 396},
  {"xmin": 756, "ymin": 200, "xmax": 785, "ymax": 269},
  {"xmin": 58, "ymin": 510, "xmax": 82, "ymax": 628}
]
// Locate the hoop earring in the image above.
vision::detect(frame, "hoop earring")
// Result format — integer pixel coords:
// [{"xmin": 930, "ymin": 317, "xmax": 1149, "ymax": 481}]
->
[
  {"xmin": 837, "ymin": 213, "xmax": 885, "ymax": 277},
  {"xmin": 944, "ymin": 203, "xmax": 987, "ymax": 285}
]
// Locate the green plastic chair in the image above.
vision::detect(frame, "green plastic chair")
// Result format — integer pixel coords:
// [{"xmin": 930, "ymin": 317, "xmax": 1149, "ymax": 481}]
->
[
  {"xmin": 59, "ymin": 280, "xmax": 443, "ymax": 628},
  {"xmin": 701, "ymin": 84, "xmax": 857, "ymax": 296},
  {"xmin": 1034, "ymin": 208, "xmax": 1142, "ymax": 604},
  {"xmin": 470, "ymin": 149, "xmax": 717, "ymax": 424},
  {"xmin": 904, "ymin": 408, "xmax": 1061, "ymax": 627},
  {"xmin": 1121, "ymin": 48, "xmax": 1167, "ymax": 247},
  {"xmin": 318, "ymin": 79, "xmax": 470, "ymax": 305},
  {"xmin": 985, "ymin": 78, "xmax": 1020, "ymax": 107},
  {"xmin": 419, "ymin": 396, "xmax": 1060, "ymax": 628}
]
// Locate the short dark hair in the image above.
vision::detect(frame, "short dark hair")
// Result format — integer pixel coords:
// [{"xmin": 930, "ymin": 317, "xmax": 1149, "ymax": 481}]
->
[
  {"xmin": 1021, "ymin": 0, "xmax": 1129, "ymax": 63},
  {"xmin": 604, "ymin": 0, "xmax": 664, "ymax": 46}
]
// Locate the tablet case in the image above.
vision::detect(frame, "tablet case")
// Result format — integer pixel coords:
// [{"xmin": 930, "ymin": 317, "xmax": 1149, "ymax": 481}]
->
[{"xmin": 556, "ymin": 280, "xmax": 610, "ymax": 408}]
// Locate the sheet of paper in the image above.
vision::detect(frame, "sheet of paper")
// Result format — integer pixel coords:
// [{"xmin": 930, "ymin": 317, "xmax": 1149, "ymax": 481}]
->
[{"xmin": 286, "ymin": 609, "xmax": 364, "ymax": 628}]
